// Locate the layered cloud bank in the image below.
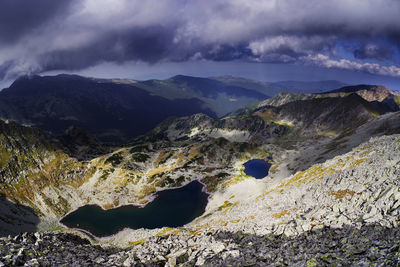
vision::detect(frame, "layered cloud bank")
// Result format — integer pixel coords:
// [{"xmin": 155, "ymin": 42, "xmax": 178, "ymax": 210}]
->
[{"xmin": 1, "ymin": 0, "xmax": 400, "ymax": 80}]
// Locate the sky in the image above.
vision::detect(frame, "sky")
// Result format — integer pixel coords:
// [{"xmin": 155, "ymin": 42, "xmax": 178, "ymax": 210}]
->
[{"xmin": 1, "ymin": 0, "xmax": 400, "ymax": 90}]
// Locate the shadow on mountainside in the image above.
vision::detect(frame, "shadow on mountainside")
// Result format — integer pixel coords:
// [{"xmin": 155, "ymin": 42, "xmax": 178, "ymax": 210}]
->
[
  {"xmin": 204, "ymin": 223, "xmax": 400, "ymax": 266},
  {"xmin": 292, "ymin": 111, "xmax": 400, "ymax": 173},
  {"xmin": 0, "ymin": 194, "xmax": 40, "ymax": 237}
]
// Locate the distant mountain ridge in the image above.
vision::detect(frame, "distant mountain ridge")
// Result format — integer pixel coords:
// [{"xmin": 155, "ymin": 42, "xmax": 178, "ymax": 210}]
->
[
  {"xmin": 242, "ymin": 84, "xmax": 400, "ymax": 115},
  {"xmin": 270, "ymin": 80, "xmax": 348, "ymax": 92},
  {"xmin": 213, "ymin": 75, "xmax": 347, "ymax": 95},
  {"xmin": 0, "ymin": 74, "xmax": 216, "ymax": 142},
  {"xmin": 0, "ymin": 74, "xmax": 275, "ymax": 142},
  {"xmin": 0, "ymin": 74, "xmax": 392, "ymax": 144},
  {"xmin": 133, "ymin": 75, "xmax": 269, "ymax": 117}
]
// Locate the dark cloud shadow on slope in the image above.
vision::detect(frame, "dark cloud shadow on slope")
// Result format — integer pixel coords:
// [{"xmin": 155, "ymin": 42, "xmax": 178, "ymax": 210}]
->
[{"xmin": 0, "ymin": 194, "xmax": 40, "ymax": 237}]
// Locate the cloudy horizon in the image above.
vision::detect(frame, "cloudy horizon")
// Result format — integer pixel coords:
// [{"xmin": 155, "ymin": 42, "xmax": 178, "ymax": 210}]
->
[{"xmin": 1, "ymin": 0, "xmax": 400, "ymax": 89}]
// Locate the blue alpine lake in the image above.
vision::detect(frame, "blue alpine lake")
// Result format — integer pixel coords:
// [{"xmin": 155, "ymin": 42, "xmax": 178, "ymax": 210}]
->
[
  {"xmin": 244, "ymin": 159, "xmax": 272, "ymax": 179},
  {"xmin": 60, "ymin": 180, "xmax": 209, "ymax": 237}
]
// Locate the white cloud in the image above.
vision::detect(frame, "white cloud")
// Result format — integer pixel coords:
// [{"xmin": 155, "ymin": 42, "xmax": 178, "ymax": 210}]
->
[{"xmin": 301, "ymin": 54, "xmax": 400, "ymax": 77}]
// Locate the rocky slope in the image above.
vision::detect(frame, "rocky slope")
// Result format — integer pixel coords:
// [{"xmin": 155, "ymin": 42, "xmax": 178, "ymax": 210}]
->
[
  {"xmin": 0, "ymin": 134, "xmax": 399, "ymax": 266},
  {"xmin": 0, "ymin": 90, "xmax": 399, "ymax": 265}
]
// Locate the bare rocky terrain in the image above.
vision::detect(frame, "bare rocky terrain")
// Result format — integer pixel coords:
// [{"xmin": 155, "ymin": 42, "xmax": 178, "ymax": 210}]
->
[{"xmin": 0, "ymin": 86, "xmax": 399, "ymax": 266}]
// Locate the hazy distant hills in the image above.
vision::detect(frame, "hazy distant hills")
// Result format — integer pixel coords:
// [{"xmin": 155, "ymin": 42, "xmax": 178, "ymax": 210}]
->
[
  {"xmin": 0, "ymin": 74, "xmax": 370, "ymax": 143},
  {"xmin": 213, "ymin": 75, "xmax": 347, "ymax": 95},
  {"xmin": 133, "ymin": 75, "xmax": 269, "ymax": 117},
  {"xmin": 270, "ymin": 80, "xmax": 348, "ymax": 93}
]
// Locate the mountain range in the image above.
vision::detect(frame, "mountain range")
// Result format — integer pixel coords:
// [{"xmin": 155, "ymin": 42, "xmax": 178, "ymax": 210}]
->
[
  {"xmin": 0, "ymin": 75, "xmax": 399, "ymax": 265},
  {"xmin": 0, "ymin": 74, "xmax": 348, "ymax": 143}
]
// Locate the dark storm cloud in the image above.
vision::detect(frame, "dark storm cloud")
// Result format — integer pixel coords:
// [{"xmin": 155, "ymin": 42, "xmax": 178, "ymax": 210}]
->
[
  {"xmin": 39, "ymin": 25, "xmax": 177, "ymax": 71},
  {"xmin": 1, "ymin": 0, "xmax": 400, "ymax": 79},
  {"xmin": 0, "ymin": 0, "xmax": 71, "ymax": 43},
  {"xmin": 354, "ymin": 44, "xmax": 393, "ymax": 61}
]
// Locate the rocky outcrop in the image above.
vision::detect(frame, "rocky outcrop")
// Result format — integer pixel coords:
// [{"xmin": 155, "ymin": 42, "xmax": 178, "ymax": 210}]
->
[
  {"xmin": 0, "ymin": 232, "xmax": 117, "ymax": 266},
  {"xmin": 255, "ymin": 84, "xmax": 400, "ymax": 111},
  {"xmin": 149, "ymin": 113, "xmax": 287, "ymax": 144},
  {"xmin": 1, "ymin": 223, "xmax": 399, "ymax": 266}
]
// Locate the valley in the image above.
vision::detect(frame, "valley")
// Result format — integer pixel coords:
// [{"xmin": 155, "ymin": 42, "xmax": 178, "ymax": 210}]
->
[
  {"xmin": 0, "ymin": 79, "xmax": 399, "ymax": 266},
  {"xmin": 2, "ymin": 1, "xmax": 400, "ymax": 265}
]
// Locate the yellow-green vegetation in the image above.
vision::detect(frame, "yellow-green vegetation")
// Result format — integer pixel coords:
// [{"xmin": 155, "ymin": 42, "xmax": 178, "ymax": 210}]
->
[
  {"xmin": 239, "ymin": 146, "xmax": 269, "ymax": 162},
  {"xmin": 139, "ymin": 185, "xmax": 156, "ymax": 197},
  {"xmin": 359, "ymin": 150, "xmax": 372, "ymax": 157},
  {"xmin": 255, "ymin": 109, "xmax": 294, "ymax": 126},
  {"xmin": 272, "ymin": 120, "xmax": 294, "ymax": 127},
  {"xmin": 255, "ymin": 109, "xmax": 277, "ymax": 122},
  {"xmin": 307, "ymin": 258, "xmax": 318, "ymax": 267},
  {"xmin": 148, "ymin": 171, "xmax": 165, "ymax": 183},
  {"xmin": 329, "ymin": 189, "xmax": 355, "ymax": 199},
  {"xmin": 279, "ymin": 164, "xmax": 336, "ymax": 188},
  {"xmin": 100, "ymin": 168, "xmax": 114, "ymax": 180},
  {"xmin": 0, "ymin": 148, "xmax": 11, "ymax": 169},
  {"xmin": 129, "ymin": 239, "xmax": 146, "ymax": 246},
  {"xmin": 224, "ymin": 171, "xmax": 251, "ymax": 187},
  {"xmin": 154, "ymin": 175, "xmax": 186, "ymax": 188},
  {"xmin": 0, "ymin": 124, "xmax": 98, "ymax": 216},
  {"xmin": 365, "ymin": 105, "xmax": 383, "ymax": 117},
  {"xmin": 156, "ymin": 227, "xmax": 173, "ymax": 236},
  {"xmin": 217, "ymin": 201, "xmax": 234, "ymax": 212},
  {"xmin": 201, "ymin": 172, "xmax": 230, "ymax": 192},
  {"xmin": 156, "ymin": 151, "xmax": 173, "ymax": 166},
  {"xmin": 268, "ymin": 163, "xmax": 279, "ymax": 174},
  {"xmin": 367, "ymin": 110, "xmax": 381, "ymax": 117},
  {"xmin": 221, "ymin": 201, "xmax": 239, "ymax": 214},
  {"xmin": 347, "ymin": 158, "xmax": 367, "ymax": 169},
  {"xmin": 272, "ymin": 210, "xmax": 291, "ymax": 219},
  {"xmin": 48, "ymin": 225, "xmax": 66, "ymax": 232},
  {"xmin": 394, "ymin": 95, "xmax": 400, "ymax": 106},
  {"xmin": 317, "ymin": 130, "xmax": 337, "ymax": 137}
]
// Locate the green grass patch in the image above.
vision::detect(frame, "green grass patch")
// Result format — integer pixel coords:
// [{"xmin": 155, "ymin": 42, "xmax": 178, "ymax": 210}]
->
[{"xmin": 0, "ymin": 149, "xmax": 11, "ymax": 169}]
